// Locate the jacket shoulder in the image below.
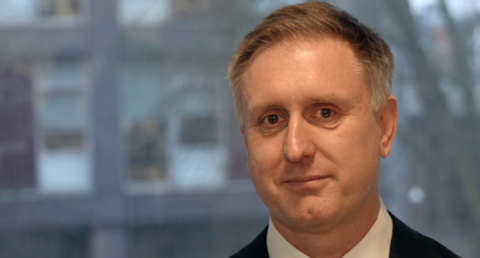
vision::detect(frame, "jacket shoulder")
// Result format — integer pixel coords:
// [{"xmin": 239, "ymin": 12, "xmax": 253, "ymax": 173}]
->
[
  {"xmin": 389, "ymin": 212, "xmax": 461, "ymax": 258},
  {"xmin": 229, "ymin": 226, "xmax": 269, "ymax": 258}
]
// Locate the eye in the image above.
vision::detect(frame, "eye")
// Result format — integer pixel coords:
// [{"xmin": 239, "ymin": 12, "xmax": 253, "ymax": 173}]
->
[
  {"xmin": 262, "ymin": 114, "xmax": 280, "ymax": 124},
  {"xmin": 318, "ymin": 108, "xmax": 334, "ymax": 118}
]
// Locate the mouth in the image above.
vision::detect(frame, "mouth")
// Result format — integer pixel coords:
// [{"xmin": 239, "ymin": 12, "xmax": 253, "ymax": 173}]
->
[{"xmin": 283, "ymin": 175, "xmax": 331, "ymax": 187}]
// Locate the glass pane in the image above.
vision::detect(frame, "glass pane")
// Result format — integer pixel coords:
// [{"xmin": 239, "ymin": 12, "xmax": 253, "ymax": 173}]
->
[
  {"xmin": 39, "ymin": 61, "xmax": 84, "ymax": 86},
  {"xmin": 39, "ymin": 0, "xmax": 80, "ymax": 18},
  {"xmin": 38, "ymin": 92, "xmax": 86, "ymax": 130},
  {"xmin": 180, "ymin": 116, "xmax": 217, "ymax": 145},
  {"xmin": 118, "ymin": 0, "xmax": 171, "ymax": 26},
  {"xmin": 1, "ymin": 0, "xmax": 479, "ymax": 258},
  {"xmin": 0, "ymin": 0, "xmax": 36, "ymax": 25},
  {"xmin": 44, "ymin": 131, "xmax": 84, "ymax": 150},
  {"xmin": 127, "ymin": 120, "xmax": 166, "ymax": 181}
]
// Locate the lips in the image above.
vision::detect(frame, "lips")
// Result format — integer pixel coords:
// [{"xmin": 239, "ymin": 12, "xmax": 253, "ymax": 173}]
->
[{"xmin": 283, "ymin": 175, "xmax": 331, "ymax": 185}]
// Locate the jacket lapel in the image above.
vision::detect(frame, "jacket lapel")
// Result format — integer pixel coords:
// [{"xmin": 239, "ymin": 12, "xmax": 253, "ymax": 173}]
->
[
  {"xmin": 229, "ymin": 226, "xmax": 269, "ymax": 258},
  {"xmin": 231, "ymin": 212, "xmax": 459, "ymax": 258},
  {"xmin": 389, "ymin": 212, "xmax": 459, "ymax": 258}
]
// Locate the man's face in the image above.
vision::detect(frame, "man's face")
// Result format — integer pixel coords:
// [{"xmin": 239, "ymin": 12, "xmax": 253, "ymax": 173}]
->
[{"xmin": 240, "ymin": 39, "xmax": 396, "ymax": 233}]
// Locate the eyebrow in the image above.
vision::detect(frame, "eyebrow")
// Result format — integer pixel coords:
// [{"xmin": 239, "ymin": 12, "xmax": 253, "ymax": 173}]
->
[
  {"xmin": 247, "ymin": 102, "xmax": 279, "ymax": 118},
  {"xmin": 250, "ymin": 95, "xmax": 342, "ymax": 109},
  {"xmin": 246, "ymin": 94, "xmax": 354, "ymax": 118}
]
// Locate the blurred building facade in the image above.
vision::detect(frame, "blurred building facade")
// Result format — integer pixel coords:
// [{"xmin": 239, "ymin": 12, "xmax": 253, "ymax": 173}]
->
[
  {"xmin": 0, "ymin": 0, "xmax": 477, "ymax": 257},
  {"xmin": 0, "ymin": 1, "xmax": 268, "ymax": 257}
]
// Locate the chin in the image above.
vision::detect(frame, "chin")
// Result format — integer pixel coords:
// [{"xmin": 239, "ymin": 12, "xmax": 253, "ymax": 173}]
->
[{"xmin": 276, "ymin": 198, "xmax": 343, "ymax": 231}]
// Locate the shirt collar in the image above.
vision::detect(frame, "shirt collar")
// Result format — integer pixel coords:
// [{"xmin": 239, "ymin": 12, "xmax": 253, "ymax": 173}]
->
[{"xmin": 266, "ymin": 198, "xmax": 393, "ymax": 258}]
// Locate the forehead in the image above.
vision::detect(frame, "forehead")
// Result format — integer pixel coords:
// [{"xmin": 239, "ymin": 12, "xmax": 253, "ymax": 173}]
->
[
  {"xmin": 241, "ymin": 38, "xmax": 367, "ymax": 115},
  {"xmin": 245, "ymin": 37, "xmax": 362, "ymax": 79}
]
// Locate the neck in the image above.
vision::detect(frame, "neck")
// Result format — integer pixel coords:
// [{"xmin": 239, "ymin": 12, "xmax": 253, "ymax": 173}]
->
[{"xmin": 271, "ymin": 194, "xmax": 380, "ymax": 258}]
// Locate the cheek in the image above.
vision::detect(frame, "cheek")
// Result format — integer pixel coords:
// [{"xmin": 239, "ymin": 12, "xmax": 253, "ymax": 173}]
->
[
  {"xmin": 351, "ymin": 128, "xmax": 381, "ymax": 189},
  {"xmin": 245, "ymin": 136, "xmax": 282, "ymax": 205},
  {"xmin": 246, "ymin": 134, "xmax": 284, "ymax": 179},
  {"xmin": 327, "ymin": 117, "xmax": 381, "ymax": 180},
  {"xmin": 338, "ymin": 115, "xmax": 381, "ymax": 155}
]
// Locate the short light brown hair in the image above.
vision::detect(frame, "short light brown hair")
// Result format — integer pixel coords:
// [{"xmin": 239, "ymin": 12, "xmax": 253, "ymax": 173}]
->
[{"xmin": 228, "ymin": 1, "xmax": 394, "ymax": 122}]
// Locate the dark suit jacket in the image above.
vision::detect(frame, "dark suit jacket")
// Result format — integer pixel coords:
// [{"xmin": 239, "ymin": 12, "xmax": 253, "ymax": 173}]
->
[{"xmin": 229, "ymin": 212, "xmax": 460, "ymax": 258}]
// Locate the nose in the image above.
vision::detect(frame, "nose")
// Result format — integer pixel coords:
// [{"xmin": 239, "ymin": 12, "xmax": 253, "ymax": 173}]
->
[{"xmin": 283, "ymin": 116, "xmax": 315, "ymax": 163}]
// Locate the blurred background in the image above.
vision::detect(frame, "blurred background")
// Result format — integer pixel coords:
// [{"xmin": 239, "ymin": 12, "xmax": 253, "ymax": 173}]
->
[{"xmin": 0, "ymin": 0, "xmax": 479, "ymax": 257}]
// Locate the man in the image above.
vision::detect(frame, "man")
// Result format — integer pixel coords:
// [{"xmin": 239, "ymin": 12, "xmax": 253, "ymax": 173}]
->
[{"xmin": 227, "ymin": 2, "xmax": 459, "ymax": 258}]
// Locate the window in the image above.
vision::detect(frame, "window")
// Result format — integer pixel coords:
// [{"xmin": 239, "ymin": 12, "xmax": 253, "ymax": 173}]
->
[
  {"xmin": 34, "ymin": 59, "xmax": 92, "ymax": 194},
  {"xmin": 0, "ymin": 0, "xmax": 476, "ymax": 257},
  {"xmin": 118, "ymin": 0, "xmax": 171, "ymax": 27},
  {"xmin": 180, "ymin": 116, "xmax": 217, "ymax": 145},
  {"xmin": 127, "ymin": 120, "xmax": 167, "ymax": 181},
  {"xmin": 39, "ymin": 0, "xmax": 80, "ymax": 18},
  {"xmin": 0, "ymin": 0, "xmax": 84, "ymax": 26},
  {"xmin": 121, "ymin": 62, "xmax": 228, "ymax": 190},
  {"xmin": 45, "ymin": 131, "xmax": 84, "ymax": 151}
]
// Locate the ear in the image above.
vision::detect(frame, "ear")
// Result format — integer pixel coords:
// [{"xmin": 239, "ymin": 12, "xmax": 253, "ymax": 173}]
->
[{"xmin": 378, "ymin": 96, "xmax": 398, "ymax": 158}]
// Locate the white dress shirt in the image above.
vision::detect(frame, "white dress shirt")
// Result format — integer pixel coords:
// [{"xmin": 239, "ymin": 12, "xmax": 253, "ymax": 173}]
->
[{"xmin": 267, "ymin": 199, "xmax": 393, "ymax": 258}]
